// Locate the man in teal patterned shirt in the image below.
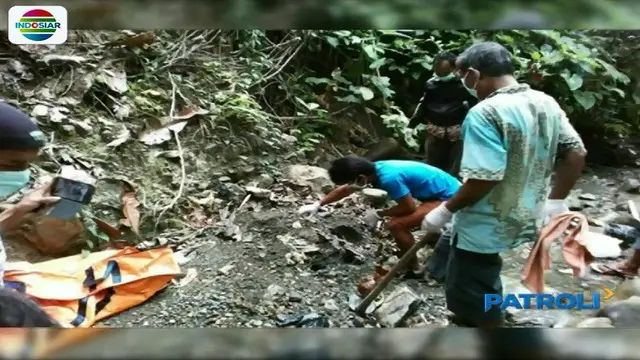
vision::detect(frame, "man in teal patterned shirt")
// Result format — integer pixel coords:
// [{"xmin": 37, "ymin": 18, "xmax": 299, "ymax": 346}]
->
[{"xmin": 421, "ymin": 42, "xmax": 587, "ymax": 327}]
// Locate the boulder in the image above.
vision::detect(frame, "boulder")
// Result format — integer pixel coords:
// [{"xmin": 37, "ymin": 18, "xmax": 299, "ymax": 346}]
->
[{"xmin": 286, "ymin": 165, "xmax": 333, "ymax": 194}]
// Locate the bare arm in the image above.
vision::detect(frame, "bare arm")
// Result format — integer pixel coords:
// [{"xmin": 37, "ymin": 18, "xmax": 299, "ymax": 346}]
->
[
  {"xmin": 549, "ymin": 112, "xmax": 587, "ymax": 199},
  {"xmin": 319, "ymin": 184, "xmax": 356, "ymax": 206},
  {"xmin": 446, "ymin": 179, "xmax": 499, "ymax": 212},
  {"xmin": 378, "ymin": 196, "xmax": 416, "ymax": 217}
]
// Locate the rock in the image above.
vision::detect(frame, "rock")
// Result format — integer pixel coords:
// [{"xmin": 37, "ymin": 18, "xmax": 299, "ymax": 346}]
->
[
  {"xmin": 596, "ymin": 296, "xmax": 640, "ymax": 327},
  {"xmin": 330, "ymin": 222, "xmax": 363, "ymax": 243},
  {"xmin": 217, "ymin": 183, "xmax": 245, "ymax": 201},
  {"xmin": 613, "ymin": 278, "xmax": 640, "ymax": 301},
  {"xmin": 245, "ymin": 186, "xmax": 271, "ymax": 199},
  {"xmin": 254, "ymin": 174, "xmax": 274, "ymax": 188},
  {"xmin": 286, "ymin": 165, "xmax": 333, "ymax": 194},
  {"xmin": 217, "ymin": 264, "xmax": 235, "ymax": 275},
  {"xmin": 576, "ymin": 317, "xmax": 614, "ymax": 328},
  {"xmin": 500, "ymin": 275, "xmax": 573, "ymax": 327},
  {"xmin": 579, "ymin": 193, "xmax": 597, "ymax": 201},
  {"xmin": 374, "ymin": 286, "xmax": 422, "ymax": 327},
  {"xmin": 323, "ymin": 299, "xmax": 339, "ymax": 312},
  {"xmin": 361, "ymin": 188, "xmax": 388, "ymax": 206},
  {"xmin": 264, "ymin": 284, "xmax": 285, "ymax": 301},
  {"xmin": 567, "ymin": 196, "xmax": 584, "ymax": 211},
  {"xmin": 288, "ymin": 292, "xmax": 303, "ymax": 303},
  {"xmin": 621, "ymin": 179, "xmax": 640, "ymax": 193}
]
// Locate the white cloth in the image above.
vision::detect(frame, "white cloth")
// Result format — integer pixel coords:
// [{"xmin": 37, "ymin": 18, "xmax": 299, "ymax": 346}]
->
[{"xmin": 421, "ymin": 202, "xmax": 453, "ymax": 233}]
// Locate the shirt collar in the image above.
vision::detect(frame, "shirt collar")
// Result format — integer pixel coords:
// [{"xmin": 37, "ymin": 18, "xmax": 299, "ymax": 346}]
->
[{"xmin": 485, "ymin": 83, "xmax": 530, "ymax": 100}]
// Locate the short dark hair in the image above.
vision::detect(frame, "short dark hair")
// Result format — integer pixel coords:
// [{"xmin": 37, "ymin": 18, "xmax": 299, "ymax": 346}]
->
[
  {"xmin": 456, "ymin": 42, "xmax": 515, "ymax": 77},
  {"xmin": 434, "ymin": 51, "xmax": 457, "ymax": 66},
  {"xmin": 327, "ymin": 155, "xmax": 376, "ymax": 185},
  {"xmin": 0, "ymin": 287, "xmax": 59, "ymax": 327}
]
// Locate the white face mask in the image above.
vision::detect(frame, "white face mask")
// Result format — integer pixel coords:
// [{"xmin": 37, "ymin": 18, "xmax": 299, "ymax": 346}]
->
[
  {"xmin": 0, "ymin": 170, "xmax": 30, "ymax": 199},
  {"xmin": 461, "ymin": 69, "xmax": 480, "ymax": 98}
]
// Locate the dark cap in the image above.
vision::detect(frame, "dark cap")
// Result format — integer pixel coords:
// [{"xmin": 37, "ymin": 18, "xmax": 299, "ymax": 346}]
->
[{"xmin": 0, "ymin": 101, "xmax": 45, "ymax": 150}]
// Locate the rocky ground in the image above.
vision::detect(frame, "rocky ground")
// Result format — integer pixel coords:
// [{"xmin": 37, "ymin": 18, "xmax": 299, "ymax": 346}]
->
[{"xmin": 91, "ymin": 164, "xmax": 640, "ymax": 330}]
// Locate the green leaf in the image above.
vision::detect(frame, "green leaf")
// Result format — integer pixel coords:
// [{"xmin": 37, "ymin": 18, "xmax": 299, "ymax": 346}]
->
[
  {"xmin": 573, "ymin": 91, "xmax": 596, "ymax": 110},
  {"xmin": 369, "ymin": 58, "xmax": 386, "ymax": 69},
  {"xmin": 362, "ymin": 44, "xmax": 378, "ymax": 60},
  {"xmin": 598, "ymin": 59, "xmax": 631, "ymax": 84},
  {"xmin": 326, "ymin": 36, "xmax": 339, "ymax": 47},
  {"xmin": 305, "ymin": 77, "xmax": 329, "ymax": 85},
  {"xmin": 335, "ymin": 94, "xmax": 360, "ymax": 103},
  {"xmin": 560, "ymin": 71, "xmax": 583, "ymax": 91},
  {"xmin": 358, "ymin": 86, "xmax": 375, "ymax": 100}
]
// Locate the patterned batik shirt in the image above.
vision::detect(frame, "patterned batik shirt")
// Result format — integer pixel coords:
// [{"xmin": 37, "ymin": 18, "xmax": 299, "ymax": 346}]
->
[
  {"xmin": 452, "ymin": 84, "xmax": 585, "ymax": 254},
  {"xmin": 0, "ymin": 234, "xmax": 5, "ymax": 287},
  {"xmin": 425, "ymin": 123, "xmax": 462, "ymax": 141}
]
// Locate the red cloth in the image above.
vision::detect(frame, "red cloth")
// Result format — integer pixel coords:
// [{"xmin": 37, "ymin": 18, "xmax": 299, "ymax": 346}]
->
[{"xmin": 521, "ymin": 213, "xmax": 593, "ymax": 293}]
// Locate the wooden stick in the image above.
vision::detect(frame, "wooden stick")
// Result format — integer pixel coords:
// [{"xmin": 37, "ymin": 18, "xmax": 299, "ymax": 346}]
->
[{"xmin": 355, "ymin": 232, "xmax": 440, "ymax": 315}]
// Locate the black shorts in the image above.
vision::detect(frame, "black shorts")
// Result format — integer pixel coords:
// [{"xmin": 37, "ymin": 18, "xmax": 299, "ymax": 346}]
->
[{"xmin": 445, "ymin": 235, "xmax": 503, "ymax": 326}]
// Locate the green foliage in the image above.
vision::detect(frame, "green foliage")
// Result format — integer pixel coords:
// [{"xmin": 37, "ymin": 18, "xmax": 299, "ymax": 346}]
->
[{"xmin": 296, "ymin": 29, "xmax": 638, "ymax": 142}]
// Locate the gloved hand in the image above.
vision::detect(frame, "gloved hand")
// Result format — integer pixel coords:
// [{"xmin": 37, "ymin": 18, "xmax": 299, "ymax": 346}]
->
[
  {"xmin": 298, "ymin": 202, "xmax": 321, "ymax": 217},
  {"xmin": 542, "ymin": 199, "xmax": 569, "ymax": 225},
  {"xmin": 363, "ymin": 209, "xmax": 381, "ymax": 228},
  {"xmin": 421, "ymin": 203, "xmax": 454, "ymax": 233}
]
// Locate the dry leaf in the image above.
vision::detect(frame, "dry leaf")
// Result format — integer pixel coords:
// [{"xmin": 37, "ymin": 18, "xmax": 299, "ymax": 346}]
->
[
  {"xmin": 120, "ymin": 184, "xmax": 141, "ymax": 236},
  {"xmin": 139, "ymin": 121, "xmax": 187, "ymax": 145},
  {"xmin": 96, "ymin": 67, "xmax": 128, "ymax": 94},
  {"xmin": 92, "ymin": 217, "xmax": 122, "ymax": 240},
  {"xmin": 106, "ymin": 125, "xmax": 131, "ymax": 147}
]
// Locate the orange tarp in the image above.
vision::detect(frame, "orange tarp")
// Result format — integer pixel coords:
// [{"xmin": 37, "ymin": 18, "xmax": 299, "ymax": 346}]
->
[{"xmin": 3, "ymin": 247, "xmax": 180, "ymax": 328}]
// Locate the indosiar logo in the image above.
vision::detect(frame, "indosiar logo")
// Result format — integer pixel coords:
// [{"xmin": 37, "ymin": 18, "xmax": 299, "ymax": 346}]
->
[{"xmin": 8, "ymin": 6, "xmax": 68, "ymax": 45}]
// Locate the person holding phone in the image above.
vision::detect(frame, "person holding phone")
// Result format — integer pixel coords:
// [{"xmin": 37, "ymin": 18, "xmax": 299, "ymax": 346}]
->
[{"xmin": 0, "ymin": 102, "xmax": 60, "ymax": 286}]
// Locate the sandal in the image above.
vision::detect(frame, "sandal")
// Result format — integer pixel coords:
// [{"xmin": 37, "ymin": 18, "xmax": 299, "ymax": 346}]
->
[{"xmin": 590, "ymin": 263, "xmax": 638, "ymax": 278}]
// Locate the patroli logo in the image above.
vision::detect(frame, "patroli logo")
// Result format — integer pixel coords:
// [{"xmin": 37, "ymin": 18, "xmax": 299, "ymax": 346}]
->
[{"xmin": 8, "ymin": 6, "xmax": 68, "ymax": 45}]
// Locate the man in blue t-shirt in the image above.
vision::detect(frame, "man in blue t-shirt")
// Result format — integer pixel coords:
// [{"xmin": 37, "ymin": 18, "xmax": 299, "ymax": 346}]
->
[{"xmin": 298, "ymin": 155, "xmax": 461, "ymax": 274}]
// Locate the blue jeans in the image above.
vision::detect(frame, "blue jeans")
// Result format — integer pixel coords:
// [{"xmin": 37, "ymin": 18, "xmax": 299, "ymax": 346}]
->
[{"xmin": 425, "ymin": 227, "xmax": 452, "ymax": 282}]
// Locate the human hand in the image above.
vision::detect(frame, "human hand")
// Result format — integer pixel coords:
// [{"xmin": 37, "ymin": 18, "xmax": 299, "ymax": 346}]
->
[
  {"xmin": 363, "ymin": 209, "xmax": 380, "ymax": 228},
  {"xmin": 421, "ymin": 203, "xmax": 453, "ymax": 233},
  {"xmin": 13, "ymin": 181, "xmax": 60, "ymax": 215},
  {"xmin": 298, "ymin": 201, "xmax": 321, "ymax": 217},
  {"xmin": 542, "ymin": 199, "xmax": 569, "ymax": 225}
]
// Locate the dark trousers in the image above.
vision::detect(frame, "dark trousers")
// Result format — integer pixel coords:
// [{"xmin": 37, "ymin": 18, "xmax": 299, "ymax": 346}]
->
[
  {"xmin": 424, "ymin": 134, "xmax": 462, "ymax": 177},
  {"xmin": 445, "ymin": 235, "xmax": 504, "ymax": 327}
]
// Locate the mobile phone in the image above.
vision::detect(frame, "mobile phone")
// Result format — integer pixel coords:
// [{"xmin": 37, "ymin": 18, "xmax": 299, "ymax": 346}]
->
[{"xmin": 43, "ymin": 177, "xmax": 95, "ymax": 220}]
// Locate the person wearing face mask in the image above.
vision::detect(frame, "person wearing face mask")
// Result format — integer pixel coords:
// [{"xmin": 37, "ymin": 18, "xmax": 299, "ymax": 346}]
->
[
  {"xmin": 407, "ymin": 51, "xmax": 478, "ymax": 176},
  {"xmin": 298, "ymin": 155, "xmax": 461, "ymax": 275},
  {"xmin": 0, "ymin": 102, "xmax": 61, "ymax": 287},
  {"xmin": 420, "ymin": 42, "xmax": 587, "ymax": 327}
]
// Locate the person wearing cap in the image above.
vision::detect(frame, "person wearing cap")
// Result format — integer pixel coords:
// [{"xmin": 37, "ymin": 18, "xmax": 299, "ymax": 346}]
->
[{"xmin": 0, "ymin": 102, "xmax": 60, "ymax": 287}]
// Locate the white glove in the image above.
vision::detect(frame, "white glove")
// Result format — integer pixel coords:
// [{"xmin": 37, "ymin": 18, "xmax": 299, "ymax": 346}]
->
[
  {"xmin": 542, "ymin": 199, "xmax": 569, "ymax": 225},
  {"xmin": 403, "ymin": 128, "xmax": 414, "ymax": 137},
  {"xmin": 298, "ymin": 202, "xmax": 321, "ymax": 217},
  {"xmin": 421, "ymin": 203, "xmax": 454, "ymax": 233},
  {"xmin": 363, "ymin": 210, "xmax": 381, "ymax": 228}
]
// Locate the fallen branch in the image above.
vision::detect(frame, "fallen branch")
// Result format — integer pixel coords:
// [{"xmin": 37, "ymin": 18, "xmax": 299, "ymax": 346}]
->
[{"xmin": 153, "ymin": 74, "xmax": 187, "ymax": 233}]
